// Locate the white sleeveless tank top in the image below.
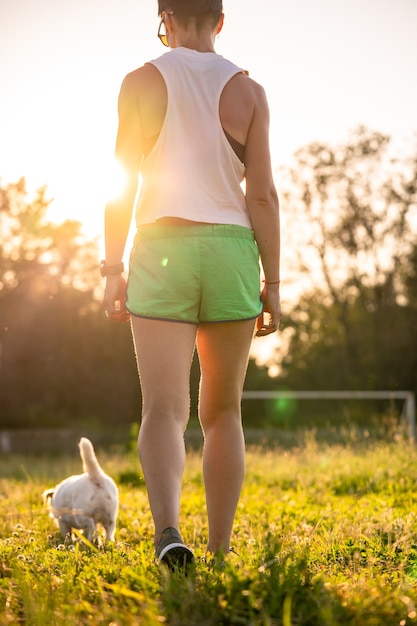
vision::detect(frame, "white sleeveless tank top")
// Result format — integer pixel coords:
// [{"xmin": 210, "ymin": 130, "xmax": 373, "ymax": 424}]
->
[{"xmin": 135, "ymin": 47, "xmax": 251, "ymax": 228}]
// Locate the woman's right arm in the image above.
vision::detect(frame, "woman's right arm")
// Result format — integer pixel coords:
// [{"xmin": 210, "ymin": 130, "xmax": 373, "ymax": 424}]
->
[{"xmin": 103, "ymin": 72, "xmax": 143, "ymax": 321}]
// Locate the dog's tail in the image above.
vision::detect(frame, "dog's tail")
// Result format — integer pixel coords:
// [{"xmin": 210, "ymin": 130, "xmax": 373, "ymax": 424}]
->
[{"xmin": 79, "ymin": 437, "xmax": 103, "ymax": 480}]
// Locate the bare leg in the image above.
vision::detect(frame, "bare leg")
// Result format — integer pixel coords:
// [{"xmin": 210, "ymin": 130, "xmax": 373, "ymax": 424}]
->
[
  {"xmin": 131, "ymin": 317, "xmax": 197, "ymax": 547},
  {"xmin": 197, "ymin": 319, "xmax": 255, "ymax": 554}
]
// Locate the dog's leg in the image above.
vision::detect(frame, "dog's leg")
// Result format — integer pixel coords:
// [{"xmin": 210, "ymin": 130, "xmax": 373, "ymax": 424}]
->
[
  {"xmin": 104, "ymin": 520, "xmax": 116, "ymax": 542},
  {"xmin": 73, "ymin": 515, "xmax": 96, "ymax": 543},
  {"xmin": 58, "ymin": 516, "xmax": 73, "ymax": 541}
]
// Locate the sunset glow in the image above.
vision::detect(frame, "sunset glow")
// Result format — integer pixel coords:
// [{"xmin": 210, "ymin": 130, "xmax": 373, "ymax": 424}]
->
[{"xmin": 1, "ymin": 0, "xmax": 417, "ymax": 242}]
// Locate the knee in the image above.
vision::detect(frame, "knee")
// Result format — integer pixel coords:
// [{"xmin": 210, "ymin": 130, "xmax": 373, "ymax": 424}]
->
[
  {"xmin": 142, "ymin": 389, "xmax": 190, "ymax": 419},
  {"xmin": 199, "ymin": 406, "xmax": 242, "ymax": 433},
  {"xmin": 141, "ymin": 404, "xmax": 190, "ymax": 432}
]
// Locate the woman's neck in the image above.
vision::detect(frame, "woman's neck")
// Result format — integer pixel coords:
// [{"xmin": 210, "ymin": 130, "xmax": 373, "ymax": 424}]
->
[{"xmin": 172, "ymin": 27, "xmax": 216, "ymax": 53}]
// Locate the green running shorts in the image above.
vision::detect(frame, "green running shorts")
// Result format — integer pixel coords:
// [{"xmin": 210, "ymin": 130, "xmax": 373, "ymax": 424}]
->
[{"xmin": 126, "ymin": 222, "xmax": 262, "ymax": 324}]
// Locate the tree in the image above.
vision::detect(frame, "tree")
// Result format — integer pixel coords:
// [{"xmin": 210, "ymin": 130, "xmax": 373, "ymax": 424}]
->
[
  {"xmin": 0, "ymin": 179, "xmax": 139, "ymax": 428},
  {"xmin": 277, "ymin": 128, "xmax": 417, "ymax": 399},
  {"xmin": 0, "ymin": 178, "xmax": 99, "ymax": 297}
]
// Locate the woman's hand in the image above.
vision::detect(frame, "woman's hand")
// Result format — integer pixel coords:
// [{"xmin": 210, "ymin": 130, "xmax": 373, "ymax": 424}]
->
[
  {"xmin": 256, "ymin": 283, "xmax": 281, "ymax": 336},
  {"xmin": 103, "ymin": 275, "xmax": 130, "ymax": 323}
]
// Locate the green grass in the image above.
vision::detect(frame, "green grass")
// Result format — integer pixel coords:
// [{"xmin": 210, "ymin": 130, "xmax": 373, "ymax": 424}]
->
[{"xmin": 2, "ymin": 434, "xmax": 417, "ymax": 625}]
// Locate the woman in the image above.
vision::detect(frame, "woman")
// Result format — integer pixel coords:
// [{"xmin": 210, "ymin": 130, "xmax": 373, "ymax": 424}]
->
[{"xmin": 102, "ymin": 0, "xmax": 281, "ymax": 570}]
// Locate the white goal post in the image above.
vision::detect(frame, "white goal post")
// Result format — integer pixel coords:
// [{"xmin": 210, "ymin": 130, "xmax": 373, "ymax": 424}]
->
[{"xmin": 242, "ymin": 390, "xmax": 416, "ymax": 442}]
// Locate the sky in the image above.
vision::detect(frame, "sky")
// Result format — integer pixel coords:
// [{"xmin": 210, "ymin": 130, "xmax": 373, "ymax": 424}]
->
[{"xmin": 1, "ymin": 0, "xmax": 417, "ymax": 241}]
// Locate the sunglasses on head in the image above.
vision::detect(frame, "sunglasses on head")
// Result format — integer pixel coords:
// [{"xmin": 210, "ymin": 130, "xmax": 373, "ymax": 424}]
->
[{"xmin": 157, "ymin": 12, "xmax": 174, "ymax": 47}]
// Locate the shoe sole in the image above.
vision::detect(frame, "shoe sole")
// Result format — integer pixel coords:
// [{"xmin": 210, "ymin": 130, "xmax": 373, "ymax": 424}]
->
[{"xmin": 158, "ymin": 543, "xmax": 195, "ymax": 571}]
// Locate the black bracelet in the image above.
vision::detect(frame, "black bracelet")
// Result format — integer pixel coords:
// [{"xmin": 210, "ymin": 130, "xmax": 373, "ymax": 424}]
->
[{"xmin": 99, "ymin": 260, "xmax": 124, "ymax": 277}]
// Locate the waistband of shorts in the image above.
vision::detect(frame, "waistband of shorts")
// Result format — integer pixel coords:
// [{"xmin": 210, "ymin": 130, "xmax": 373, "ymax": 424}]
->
[{"xmin": 135, "ymin": 222, "xmax": 255, "ymax": 243}]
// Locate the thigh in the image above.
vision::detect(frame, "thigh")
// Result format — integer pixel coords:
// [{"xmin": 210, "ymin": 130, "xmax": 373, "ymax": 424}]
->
[
  {"xmin": 197, "ymin": 319, "xmax": 256, "ymax": 419},
  {"xmin": 131, "ymin": 316, "xmax": 197, "ymax": 418}
]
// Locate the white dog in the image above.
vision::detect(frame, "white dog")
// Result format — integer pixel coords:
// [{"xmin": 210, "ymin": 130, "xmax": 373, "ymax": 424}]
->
[{"xmin": 43, "ymin": 437, "xmax": 118, "ymax": 544}]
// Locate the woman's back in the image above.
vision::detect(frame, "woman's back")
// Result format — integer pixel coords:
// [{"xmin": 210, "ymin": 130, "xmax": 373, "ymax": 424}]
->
[{"xmin": 134, "ymin": 48, "xmax": 250, "ymax": 226}]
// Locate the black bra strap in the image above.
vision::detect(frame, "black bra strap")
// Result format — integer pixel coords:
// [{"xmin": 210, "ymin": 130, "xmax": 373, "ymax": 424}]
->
[{"xmin": 223, "ymin": 129, "xmax": 246, "ymax": 165}]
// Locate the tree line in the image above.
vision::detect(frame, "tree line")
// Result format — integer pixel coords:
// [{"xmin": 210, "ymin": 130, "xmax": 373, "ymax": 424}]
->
[{"xmin": 1, "ymin": 127, "xmax": 416, "ymax": 431}]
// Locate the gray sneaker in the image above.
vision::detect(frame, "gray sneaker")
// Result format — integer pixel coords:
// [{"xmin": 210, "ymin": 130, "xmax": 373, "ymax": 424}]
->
[{"xmin": 155, "ymin": 527, "xmax": 195, "ymax": 572}]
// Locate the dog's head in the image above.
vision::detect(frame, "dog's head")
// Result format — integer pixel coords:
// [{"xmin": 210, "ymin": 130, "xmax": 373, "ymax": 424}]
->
[{"xmin": 42, "ymin": 488, "xmax": 55, "ymax": 506}]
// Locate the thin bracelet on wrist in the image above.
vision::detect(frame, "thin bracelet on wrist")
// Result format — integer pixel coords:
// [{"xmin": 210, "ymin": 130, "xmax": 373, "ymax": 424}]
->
[{"xmin": 263, "ymin": 280, "xmax": 281, "ymax": 284}]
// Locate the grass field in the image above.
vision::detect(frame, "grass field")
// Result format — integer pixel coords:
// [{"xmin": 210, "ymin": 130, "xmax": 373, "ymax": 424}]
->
[{"xmin": 1, "ymin": 432, "xmax": 417, "ymax": 625}]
